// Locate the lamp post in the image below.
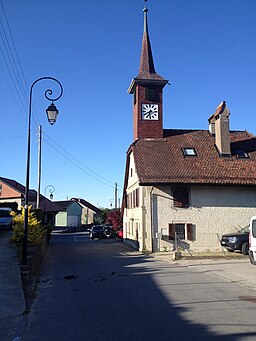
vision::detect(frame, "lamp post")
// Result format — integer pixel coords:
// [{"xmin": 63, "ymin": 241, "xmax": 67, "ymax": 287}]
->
[
  {"xmin": 22, "ymin": 77, "xmax": 63, "ymax": 265},
  {"xmin": 44, "ymin": 185, "xmax": 55, "ymax": 200}
]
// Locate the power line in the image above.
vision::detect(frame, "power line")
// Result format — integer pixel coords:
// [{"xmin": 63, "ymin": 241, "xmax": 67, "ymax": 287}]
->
[
  {"xmin": 44, "ymin": 132, "xmax": 115, "ymax": 186},
  {"xmin": 0, "ymin": 1, "xmax": 119, "ymax": 191},
  {"xmin": 43, "ymin": 133, "xmax": 115, "ymax": 189}
]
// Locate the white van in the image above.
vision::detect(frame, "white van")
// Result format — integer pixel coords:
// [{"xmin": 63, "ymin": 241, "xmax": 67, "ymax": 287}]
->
[
  {"xmin": 249, "ymin": 216, "xmax": 256, "ymax": 265},
  {"xmin": 0, "ymin": 207, "xmax": 13, "ymax": 229}
]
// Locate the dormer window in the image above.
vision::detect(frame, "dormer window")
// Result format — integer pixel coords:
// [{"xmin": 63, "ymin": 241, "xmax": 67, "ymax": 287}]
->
[
  {"xmin": 235, "ymin": 150, "xmax": 249, "ymax": 159},
  {"xmin": 182, "ymin": 148, "xmax": 197, "ymax": 156}
]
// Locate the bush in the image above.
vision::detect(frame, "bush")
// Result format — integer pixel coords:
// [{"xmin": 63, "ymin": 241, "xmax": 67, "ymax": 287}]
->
[{"xmin": 10, "ymin": 206, "xmax": 45, "ymax": 246}]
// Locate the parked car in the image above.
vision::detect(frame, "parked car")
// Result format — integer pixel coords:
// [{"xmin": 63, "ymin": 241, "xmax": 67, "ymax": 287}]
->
[
  {"xmin": 103, "ymin": 225, "xmax": 114, "ymax": 238},
  {"xmin": 220, "ymin": 226, "xmax": 249, "ymax": 255},
  {"xmin": 0, "ymin": 208, "xmax": 13, "ymax": 229},
  {"xmin": 249, "ymin": 216, "xmax": 256, "ymax": 265},
  {"xmin": 90, "ymin": 225, "xmax": 106, "ymax": 240}
]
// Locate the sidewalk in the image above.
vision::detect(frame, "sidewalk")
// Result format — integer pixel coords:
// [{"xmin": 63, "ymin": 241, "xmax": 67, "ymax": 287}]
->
[
  {"xmin": 0, "ymin": 230, "xmax": 26, "ymax": 341},
  {"xmin": 150, "ymin": 252, "xmax": 256, "ymax": 291}
]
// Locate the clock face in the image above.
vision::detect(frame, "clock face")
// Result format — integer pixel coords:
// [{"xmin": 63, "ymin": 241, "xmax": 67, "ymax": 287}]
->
[{"xmin": 142, "ymin": 104, "xmax": 159, "ymax": 120}]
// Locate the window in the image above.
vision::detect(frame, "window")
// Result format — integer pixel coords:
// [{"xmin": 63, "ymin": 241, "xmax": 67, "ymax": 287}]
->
[
  {"xmin": 0, "ymin": 184, "xmax": 2, "ymax": 196},
  {"xmin": 173, "ymin": 188, "xmax": 190, "ymax": 208},
  {"xmin": 127, "ymin": 193, "xmax": 133, "ymax": 209},
  {"xmin": 169, "ymin": 223, "xmax": 194, "ymax": 241},
  {"xmin": 182, "ymin": 147, "xmax": 197, "ymax": 156},
  {"xmin": 252, "ymin": 219, "xmax": 256, "ymax": 238},
  {"xmin": 235, "ymin": 150, "xmax": 249, "ymax": 159},
  {"xmin": 146, "ymin": 88, "xmax": 156, "ymax": 101},
  {"xmin": 126, "ymin": 188, "xmax": 140, "ymax": 209}
]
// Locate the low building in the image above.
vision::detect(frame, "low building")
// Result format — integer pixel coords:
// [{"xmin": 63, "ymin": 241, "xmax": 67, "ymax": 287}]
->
[
  {"xmin": 0, "ymin": 176, "xmax": 60, "ymax": 225},
  {"xmin": 54, "ymin": 200, "xmax": 83, "ymax": 227},
  {"xmin": 70, "ymin": 198, "xmax": 102, "ymax": 225}
]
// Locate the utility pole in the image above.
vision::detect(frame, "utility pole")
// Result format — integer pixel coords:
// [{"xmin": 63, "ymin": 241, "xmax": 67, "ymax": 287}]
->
[
  {"xmin": 115, "ymin": 182, "xmax": 118, "ymax": 209},
  {"xmin": 36, "ymin": 125, "xmax": 42, "ymax": 209}
]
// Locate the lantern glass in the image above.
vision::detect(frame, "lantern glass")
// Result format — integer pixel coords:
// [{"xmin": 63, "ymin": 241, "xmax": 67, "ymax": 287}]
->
[{"xmin": 46, "ymin": 103, "xmax": 58, "ymax": 125}]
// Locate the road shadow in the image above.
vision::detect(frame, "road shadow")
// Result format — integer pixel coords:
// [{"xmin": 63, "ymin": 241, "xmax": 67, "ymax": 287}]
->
[{"xmin": 24, "ymin": 234, "xmax": 256, "ymax": 341}]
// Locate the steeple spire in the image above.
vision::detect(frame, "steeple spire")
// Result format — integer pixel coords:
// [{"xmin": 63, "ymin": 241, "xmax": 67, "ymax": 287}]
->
[
  {"xmin": 135, "ymin": 1, "xmax": 166, "ymax": 83},
  {"xmin": 138, "ymin": 3, "xmax": 156, "ymax": 76}
]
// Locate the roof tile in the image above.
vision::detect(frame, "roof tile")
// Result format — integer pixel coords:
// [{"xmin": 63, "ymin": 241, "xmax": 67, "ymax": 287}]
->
[{"xmin": 131, "ymin": 129, "xmax": 256, "ymax": 186}]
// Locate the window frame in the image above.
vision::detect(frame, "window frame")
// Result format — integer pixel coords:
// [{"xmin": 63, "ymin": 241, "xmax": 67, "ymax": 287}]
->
[
  {"xmin": 169, "ymin": 223, "xmax": 194, "ymax": 241},
  {"xmin": 172, "ymin": 187, "xmax": 190, "ymax": 208},
  {"xmin": 182, "ymin": 147, "xmax": 197, "ymax": 157},
  {"xmin": 235, "ymin": 150, "xmax": 249, "ymax": 159}
]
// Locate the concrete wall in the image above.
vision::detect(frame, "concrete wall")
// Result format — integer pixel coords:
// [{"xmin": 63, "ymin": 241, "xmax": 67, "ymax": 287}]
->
[
  {"xmin": 67, "ymin": 202, "xmax": 82, "ymax": 216},
  {"xmin": 147, "ymin": 185, "xmax": 256, "ymax": 252},
  {"xmin": 81, "ymin": 207, "xmax": 95, "ymax": 225}
]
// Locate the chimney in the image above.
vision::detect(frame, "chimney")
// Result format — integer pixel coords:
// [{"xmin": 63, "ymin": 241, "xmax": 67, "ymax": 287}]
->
[{"xmin": 208, "ymin": 101, "xmax": 231, "ymax": 156}]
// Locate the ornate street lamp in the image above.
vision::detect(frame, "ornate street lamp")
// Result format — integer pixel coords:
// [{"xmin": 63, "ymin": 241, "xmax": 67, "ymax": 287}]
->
[
  {"xmin": 44, "ymin": 185, "xmax": 55, "ymax": 200},
  {"xmin": 22, "ymin": 77, "xmax": 63, "ymax": 265}
]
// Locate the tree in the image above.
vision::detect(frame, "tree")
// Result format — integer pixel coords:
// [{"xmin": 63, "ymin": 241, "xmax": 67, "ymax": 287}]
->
[
  {"xmin": 94, "ymin": 208, "xmax": 110, "ymax": 224},
  {"xmin": 105, "ymin": 209, "xmax": 122, "ymax": 230},
  {"xmin": 10, "ymin": 205, "xmax": 45, "ymax": 245}
]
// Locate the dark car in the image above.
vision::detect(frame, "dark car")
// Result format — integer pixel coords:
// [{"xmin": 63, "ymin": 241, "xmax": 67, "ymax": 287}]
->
[
  {"xmin": 103, "ymin": 225, "xmax": 114, "ymax": 238},
  {"xmin": 90, "ymin": 225, "xmax": 106, "ymax": 240},
  {"xmin": 220, "ymin": 226, "xmax": 249, "ymax": 255},
  {"xmin": 0, "ymin": 208, "xmax": 13, "ymax": 229}
]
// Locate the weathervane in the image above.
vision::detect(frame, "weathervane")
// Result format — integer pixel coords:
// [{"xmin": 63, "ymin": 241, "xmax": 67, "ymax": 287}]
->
[{"xmin": 144, "ymin": 0, "xmax": 148, "ymax": 13}]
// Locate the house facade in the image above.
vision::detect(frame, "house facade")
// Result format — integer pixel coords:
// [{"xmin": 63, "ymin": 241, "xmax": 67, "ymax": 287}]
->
[
  {"xmin": 70, "ymin": 198, "xmax": 102, "ymax": 225},
  {"xmin": 54, "ymin": 200, "xmax": 82, "ymax": 227},
  {"xmin": 122, "ymin": 5, "xmax": 256, "ymax": 253},
  {"xmin": 0, "ymin": 176, "xmax": 60, "ymax": 225}
]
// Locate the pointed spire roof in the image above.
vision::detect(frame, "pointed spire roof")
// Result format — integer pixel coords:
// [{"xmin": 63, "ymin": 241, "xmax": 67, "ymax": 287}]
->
[
  {"xmin": 128, "ymin": 2, "xmax": 168, "ymax": 93},
  {"xmin": 138, "ymin": 6, "xmax": 156, "ymax": 76}
]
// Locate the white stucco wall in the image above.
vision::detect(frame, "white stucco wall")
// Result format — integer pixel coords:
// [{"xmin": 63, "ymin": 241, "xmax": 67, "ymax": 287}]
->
[
  {"xmin": 123, "ymin": 153, "xmax": 146, "ymax": 250},
  {"xmin": 149, "ymin": 185, "xmax": 256, "ymax": 252}
]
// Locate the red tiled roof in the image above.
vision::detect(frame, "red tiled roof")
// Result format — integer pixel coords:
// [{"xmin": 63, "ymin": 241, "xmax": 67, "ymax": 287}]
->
[
  {"xmin": 129, "ymin": 129, "xmax": 256, "ymax": 186},
  {"xmin": 0, "ymin": 176, "xmax": 61, "ymax": 212},
  {"xmin": 70, "ymin": 198, "xmax": 102, "ymax": 214}
]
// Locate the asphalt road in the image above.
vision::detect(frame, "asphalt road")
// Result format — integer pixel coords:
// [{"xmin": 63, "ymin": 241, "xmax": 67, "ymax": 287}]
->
[{"xmin": 21, "ymin": 232, "xmax": 256, "ymax": 341}]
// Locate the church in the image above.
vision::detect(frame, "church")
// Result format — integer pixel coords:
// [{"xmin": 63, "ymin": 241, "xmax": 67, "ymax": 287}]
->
[{"xmin": 122, "ymin": 4, "xmax": 256, "ymax": 253}]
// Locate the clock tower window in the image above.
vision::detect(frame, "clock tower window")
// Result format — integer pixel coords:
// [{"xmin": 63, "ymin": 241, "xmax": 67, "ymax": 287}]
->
[{"xmin": 146, "ymin": 87, "xmax": 156, "ymax": 101}]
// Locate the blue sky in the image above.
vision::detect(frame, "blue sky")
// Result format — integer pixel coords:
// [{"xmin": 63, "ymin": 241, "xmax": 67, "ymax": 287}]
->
[{"xmin": 0, "ymin": 0, "xmax": 256, "ymax": 208}]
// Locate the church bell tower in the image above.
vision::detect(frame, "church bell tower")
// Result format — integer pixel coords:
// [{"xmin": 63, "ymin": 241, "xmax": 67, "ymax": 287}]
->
[{"xmin": 128, "ymin": 2, "xmax": 168, "ymax": 140}]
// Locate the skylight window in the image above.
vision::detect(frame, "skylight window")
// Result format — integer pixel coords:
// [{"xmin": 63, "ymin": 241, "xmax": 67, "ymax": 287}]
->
[
  {"xmin": 235, "ymin": 150, "xmax": 249, "ymax": 159},
  {"xmin": 183, "ymin": 148, "xmax": 197, "ymax": 156}
]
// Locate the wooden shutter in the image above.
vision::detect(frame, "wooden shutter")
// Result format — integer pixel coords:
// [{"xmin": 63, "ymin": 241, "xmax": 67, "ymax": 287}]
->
[
  {"xmin": 187, "ymin": 223, "xmax": 193, "ymax": 241},
  {"xmin": 136, "ymin": 188, "xmax": 140, "ymax": 207},
  {"xmin": 169, "ymin": 224, "xmax": 175, "ymax": 240}
]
